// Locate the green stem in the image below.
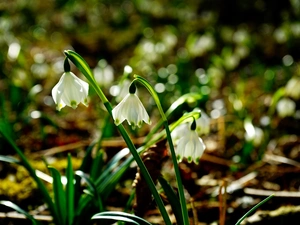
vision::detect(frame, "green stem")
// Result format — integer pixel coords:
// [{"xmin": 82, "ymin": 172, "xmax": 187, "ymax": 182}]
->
[
  {"xmin": 134, "ymin": 75, "xmax": 190, "ymax": 225},
  {"xmin": 104, "ymin": 102, "xmax": 172, "ymax": 224},
  {"xmin": 65, "ymin": 51, "xmax": 171, "ymax": 225},
  {"xmin": 164, "ymin": 122, "xmax": 190, "ymax": 225},
  {"xmin": 64, "ymin": 50, "xmax": 108, "ymax": 104}
]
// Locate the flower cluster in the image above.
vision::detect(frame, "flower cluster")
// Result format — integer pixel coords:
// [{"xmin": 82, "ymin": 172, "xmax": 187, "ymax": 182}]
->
[{"xmin": 52, "ymin": 60, "xmax": 206, "ymax": 164}]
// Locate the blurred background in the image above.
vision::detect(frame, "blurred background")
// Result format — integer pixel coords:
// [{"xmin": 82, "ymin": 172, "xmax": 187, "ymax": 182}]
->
[{"xmin": 0, "ymin": 0, "xmax": 300, "ymax": 224}]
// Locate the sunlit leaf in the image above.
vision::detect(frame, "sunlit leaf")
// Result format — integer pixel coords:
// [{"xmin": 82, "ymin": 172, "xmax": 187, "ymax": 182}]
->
[
  {"xmin": 92, "ymin": 211, "xmax": 152, "ymax": 225},
  {"xmin": 49, "ymin": 167, "xmax": 67, "ymax": 225}
]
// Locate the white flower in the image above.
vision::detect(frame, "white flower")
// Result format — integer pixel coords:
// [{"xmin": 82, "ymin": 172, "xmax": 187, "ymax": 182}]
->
[
  {"xmin": 195, "ymin": 110, "xmax": 211, "ymax": 135},
  {"xmin": 176, "ymin": 122, "xmax": 206, "ymax": 164},
  {"xmin": 171, "ymin": 123, "xmax": 189, "ymax": 141},
  {"xmin": 52, "ymin": 72, "xmax": 89, "ymax": 111},
  {"xmin": 276, "ymin": 98, "xmax": 296, "ymax": 118},
  {"xmin": 93, "ymin": 60, "xmax": 114, "ymax": 87},
  {"xmin": 112, "ymin": 92, "xmax": 151, "ymax": 129},
  {"xmin": 285, "ymin": 76, "xmax": 300, "ymax": 100},
  {"xmin": 244, "ymin": 121, "xmax": 264, "ymax": 147}
]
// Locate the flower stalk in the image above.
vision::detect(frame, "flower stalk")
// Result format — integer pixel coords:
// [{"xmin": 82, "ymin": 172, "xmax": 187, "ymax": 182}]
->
[{"xmin": 133, "ymin": 74, "xmax": 190, "ymax": 225}]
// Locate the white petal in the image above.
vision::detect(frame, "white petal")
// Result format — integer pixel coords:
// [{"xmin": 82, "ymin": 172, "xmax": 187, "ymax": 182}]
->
[
  {"xmin": 112, "ymin": 93, "xmax": 150, "ymax": 128},
  {"xmin": 51, "ymin": 72, "xmax": 89, "ymax": 110},
  {"xmin": 175, "ymin": 129, "xmax": 206, "ymax": 164}
]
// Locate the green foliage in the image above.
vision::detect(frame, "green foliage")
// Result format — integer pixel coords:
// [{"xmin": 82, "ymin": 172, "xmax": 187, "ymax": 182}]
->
[
  {"xmin": 0, "ymin": 1, "xmax": 299, "ymax": 224},
  {"xmin": 92, "ymin": 211, "xmax": 152, "ymax": 225},
  {"xmin": 235, "ymin": 195, "xmax": 275, "ymax": 225},
  {"xmin": 0, "ymin": 200, "xmax": 42, "ymax": 225}
]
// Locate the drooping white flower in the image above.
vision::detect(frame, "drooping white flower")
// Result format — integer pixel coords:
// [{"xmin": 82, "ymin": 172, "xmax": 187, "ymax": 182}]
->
[
  {"xmin": 171, "ymin": 123, "xmax": 189, "ymax": 141},
  {"xmin": 52, "ymin": 71, "xmax": 89, "ymax": 111},
  {"xmin": 195, "ymin": 110, "xmax": 211, "ymax": 135},
  {"xmin": 112, "ymin": 84, "xmax": 151, "ymax": 129},
  {"xmin": 93, "ymin": 59, "xmax": 114, "ymax": 87},
  {"xmin": 285, "ymin": 76, "xmax": 300, "ymax": 100},
  {"xmin": 244, "ymin": 119, "xmax": 264, "ymax": 147},
  {"xmin": 176, "ymin": 120, "xmax": 206, "ymax": 164},
  {"xmin": 276, "ymin": 98, "xmax": 296, "ymax": 118}
]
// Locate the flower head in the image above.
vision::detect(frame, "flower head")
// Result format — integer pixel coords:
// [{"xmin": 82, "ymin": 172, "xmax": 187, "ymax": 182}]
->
[
  {"xmin": 176, "ymin": 120, "xmax": 206, "ymax": 164},
  {"xmin": 285, "ymin": 76, "xmax": 300, "ymax": 100},
  {"xmin": 52, "ymin": 71, "xmax": 89, "ymax": 111},
  {"xmin": 195, "ymin": 110, "xmax": 210, "ymax": 135},
  {"xmin": 276, "ymin": 97, "xmax": 296, "ymax": 118},
  {"xmin": 112, "ymin": 84, "xmax": 151, "ymax": 129}
]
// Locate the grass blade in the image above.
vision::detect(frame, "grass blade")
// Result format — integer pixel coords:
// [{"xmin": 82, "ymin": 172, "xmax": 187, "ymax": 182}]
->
[
  {"xmin": 75, "ymin": 170, "xmax": 104, "ymax": 212},
  {"xmin": 158, "ymin": 176, "xmax": 184, "ymax": 225},
  {"xmin": 66, "ymin": 154, "xmax": 74, "ymax": 225},
  {"xmin": 235, "ymin": 194, "xmax": 274, "ymax": 225},
  {"xmin": 49, "ymin": 167, "xmax": 67, "ymax": 225},
  {"xmin": 0, "ymin": 200, "xmax": 40, "ymax": 225},
  {"xmin": 0, "ymin": 124, "xmax": 59, "ymax": 224},
  {"xmin": 90, "ymin": 149, "xmax": 104, "ymax": 180},
  {"xmin": 0, "ymin": 155, "xmax": 20, "ymax": 164},
  {"xmin": 92, "ymin": 211, "xmax": 152, "ymax": 225}
]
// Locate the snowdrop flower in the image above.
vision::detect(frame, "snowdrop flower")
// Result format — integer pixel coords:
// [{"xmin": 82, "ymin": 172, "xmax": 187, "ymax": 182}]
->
[
  {"xmin": 52, "ymin": 62, "xmax": 89, "ymax": 111},
  {"xmin": 276, "ymin": 98, "xmax": 296, "ymax": 118},
  {"xmin": 176, "ymin": 119, "xmax": 206, "ymax": 164},
  {"xmin": 195, "ymin": 110, "xmax": 210, "ymax": 135},
  {"xmin": 285, "ymin": 76, "xmax": 300, "ymax": 100},
  {"xmin": 112, "ymin": 83, "xmax": 151, "ymax": 129},
  {"xmin": 93, "ymin": 59, "xmax": 114, "ymax": 87},
  {"xmin": 171, "ymin": 123, "xmax": 189, "ymax": 142},
  {"xmin": 244, "ymin": 119, "xmax": 264, "ymax": 147}
]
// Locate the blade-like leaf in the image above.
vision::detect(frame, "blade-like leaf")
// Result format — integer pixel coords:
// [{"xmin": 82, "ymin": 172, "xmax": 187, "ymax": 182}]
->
[
  {"xmin": 49, "ymin": 167, "xmax": 67, "ymax": 225},
  {"xmin": 158, "ymin": 176, "xmax": 183, "ymax": 225},
  {"xmin": 0, "ymin": 126, "xmax": 59, "ymax": 224},
  {"xmin": 0, "ymin": 200, "xmax": 40, "ymax": 225},
  {"xmin": 96, "ymin": 147, "xmax": 129, "ymax": 187},
  {"xmin": 90, "ymin": 150, "xmax": 104, "ymax": 180},
  {"xmin": 74, "ymin": 143, "xmax": 95, "ymax": 209},
  {"xmin": 0, "ymin": 155, "xmax": 20, "ymax": 164},
  {"xmin": 75, "ymin": 170, "xmax": 104, "ymax": 211},
  {"xmin": 66, "ymin": 154, "xmax": 74, "ymax": 225},
  {"xmin": 92, "ymin": 215, "xmax": 139, "ymax": 225},
  {"xmin": 235, "ymin": 194, "xmax": 274, "ymax": 225},
  {"xmin": 92, "ymin": 211, "xmax": 152, "ymax": 225}
]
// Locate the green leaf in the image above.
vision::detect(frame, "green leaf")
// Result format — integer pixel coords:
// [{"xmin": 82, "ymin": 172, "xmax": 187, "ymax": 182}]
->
[
  {"xmin": 96, "ymin": 147, "xmax": 129, "ymax": 187},
  {"xmin": 0, "ymin": 155, "xmax": 20, "ymax": 164},
  {"xmin": 269, "ymin": 87, "xmax": 285, "ymax": 115},
  {"xmin": 92, "ymin": 215, "xmax": 139, "ymax": 225},
  {"xmin": 92, "ymin": 211, "xmax": 152, "ymax": 225},
  {"xmin": 235, "ymin": 194, "xmax": 274, "ymax": 225},
  {"xmin": 90, "ymin": 150, "xmax": 104, "ymax": 180},
  {"xmin": 0, "ymin": 126, "xmax": 59, "ymax": 224},
  {"xmin": 158, "ymin": 176, "xmax": 184, "ymax": 225},
  {"xmin": 96, "ymin": 148, "xmax": 131, "ymax": 199},
  {"xmin": 75, "ymin": 170, "xmax": 104, "ymax": 212},
  {"xmin": 66, "ymin": 154, "xmax": 75, "ymax": 225},
  {"xmin": 49, "ymin": 167, "xmax": 67, "ymax": 225},
  {"xmin": 0, "ymin": 200, "xmax": 40, "ymax": 225}
]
